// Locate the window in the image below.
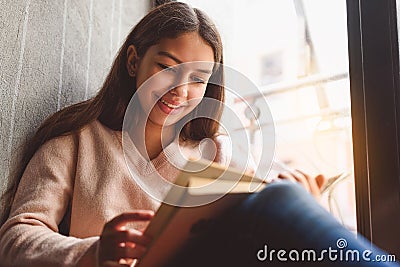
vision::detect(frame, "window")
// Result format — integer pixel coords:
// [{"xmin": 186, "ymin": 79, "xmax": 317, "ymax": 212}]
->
[
  {"xmin": 179, "ymin": 0, "xmax": 400, "ymax": 256},
  {"xmin": 182, "ymin": 0, "xmax": 356, "ymax": 232}
]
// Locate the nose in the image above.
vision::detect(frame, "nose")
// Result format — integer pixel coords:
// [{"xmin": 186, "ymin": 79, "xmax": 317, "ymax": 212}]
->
[{"xmin": 170, "ymin": 83, "xmax": 188, "ymax": 98}]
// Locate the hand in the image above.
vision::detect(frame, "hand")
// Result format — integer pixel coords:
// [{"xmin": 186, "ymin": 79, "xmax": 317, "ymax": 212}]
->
[
  {"xmin": 98, "ymin": 211, "xmax": 154, "ymax": 267},
  {"xmin": 277, "ymin": 170, "xmax": 327, "ymax": 199}
]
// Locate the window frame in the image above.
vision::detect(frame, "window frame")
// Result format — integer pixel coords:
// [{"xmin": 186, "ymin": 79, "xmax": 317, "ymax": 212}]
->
[{"xmin": 347, "ymin": 0, "xmax": 400, "ymax": 256}]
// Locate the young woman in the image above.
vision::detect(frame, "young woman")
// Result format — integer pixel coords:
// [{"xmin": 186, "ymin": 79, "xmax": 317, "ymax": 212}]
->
[{"xmin": 0, "ymin": 2, "xmax": 397, "ymax": 267}]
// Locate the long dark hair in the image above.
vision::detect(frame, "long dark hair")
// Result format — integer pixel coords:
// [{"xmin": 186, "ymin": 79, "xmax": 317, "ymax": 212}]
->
[{"xmin": 1, "ymin": 1, "xmax": 224, "ymax": 224}]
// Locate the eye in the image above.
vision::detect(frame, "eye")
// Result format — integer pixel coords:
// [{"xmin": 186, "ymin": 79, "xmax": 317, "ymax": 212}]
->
[
  {"xmin": 158, "ymin": 63, "xmax": 177, "ymax": 73},
  {"xmin": 191, "ymin": 76, "xmax": 206, "ymax": 84}
]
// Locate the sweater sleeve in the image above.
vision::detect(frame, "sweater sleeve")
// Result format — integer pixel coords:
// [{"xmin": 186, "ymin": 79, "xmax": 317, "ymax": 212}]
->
[{"xmin": 0, "ymin": 134, "xmax": 99, "ymax": 267}]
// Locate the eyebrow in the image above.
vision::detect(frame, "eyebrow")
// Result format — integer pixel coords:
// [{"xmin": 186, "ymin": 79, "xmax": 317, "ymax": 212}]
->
[{"xmin": 157, "ymin": 51, "xmax": 213, "ymax": 74}]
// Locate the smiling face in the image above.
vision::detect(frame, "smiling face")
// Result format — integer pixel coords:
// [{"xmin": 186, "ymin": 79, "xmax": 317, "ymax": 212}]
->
[{"xmin": 127, "ymin": 32, "xmax": 215, "ymax": 128}]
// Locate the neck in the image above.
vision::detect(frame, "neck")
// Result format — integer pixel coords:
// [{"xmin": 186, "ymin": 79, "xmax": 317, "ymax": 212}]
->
[{"xmin": 133, "ymin": 119, "xmax": 176, "ymax": 160}]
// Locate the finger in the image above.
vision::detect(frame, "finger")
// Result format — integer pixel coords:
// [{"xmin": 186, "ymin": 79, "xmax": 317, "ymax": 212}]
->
[
  {"xmin": 102, "ymin": 229, "xmax": 152, "ymax": 247},
  {"xmin": 106, "ymin": 243, "xmax": 148, "ymax": 261},
  {"xmin": 277, "ymin": 172, "xmax": 297, "ymax": 183},
  {"xmin": 290, "ymin": 170, "xmax": 311, "ymax": 192},
  {"xmin": 105, "ymin": 211, "xmax": 154, "ymax": 230},
  {"xmin": 245, "ymin": 168, "xmax": 255, "ymax": 176},
  {"xmin": 120, "ymin": 258, "xmax": 136, "ymax": 266},
  {"xmin": 315, "ymin": 174, "xmax": 327, "ymax": 190},
  {"xmin": 278, "ymin": 171, "xmax": 309, "ymax": 191},
  {"xmin": 102, "ymin": 261, "xmax": 131, "ymax": 267},
  {"xmin": 296, "ymin": 170, "xmax": 320, "ymax": 197},
  {"xmin": 279, "ymin": 170, "xmax": 310, "ymax": 192}
]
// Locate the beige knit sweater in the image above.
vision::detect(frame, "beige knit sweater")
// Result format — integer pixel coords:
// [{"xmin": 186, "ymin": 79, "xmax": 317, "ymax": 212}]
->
[{"xmin": 0, "ymin": 120, "xmax": 231, "ymax": 267}]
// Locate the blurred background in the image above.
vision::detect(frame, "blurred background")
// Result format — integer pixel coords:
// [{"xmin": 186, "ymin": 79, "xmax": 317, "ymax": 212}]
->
[{"xmin": 181, "ymin": 0, "xmax": 356, "ymax": 231}]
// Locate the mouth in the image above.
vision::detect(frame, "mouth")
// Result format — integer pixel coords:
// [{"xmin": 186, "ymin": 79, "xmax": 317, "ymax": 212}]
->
[
  {"xmin": 155, "ymin": 95, "xmax": 188, "ymax": 115},
  {"xmin": 160, "ymin": 98, "xmax": 183, "ymax": 109}
]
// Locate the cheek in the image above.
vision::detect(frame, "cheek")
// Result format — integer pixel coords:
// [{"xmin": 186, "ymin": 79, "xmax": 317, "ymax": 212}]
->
[
  {"xmin": 135, "ymin": 69, "xmax": 174, "ymax": 110},
  {"xmin": 135, "ymin": 64, "xmax": 156, "ymax": 90},
  {"xmin": 181, "ymin": 87, "xmax": 207, "ymax": 116},
  {"xmin": 137, "ymin": 69, "xmax": 178, "ymax": 99},
  {"xmin": 188, "ymin": 86, "xmax": 207, "ymax": 102}
]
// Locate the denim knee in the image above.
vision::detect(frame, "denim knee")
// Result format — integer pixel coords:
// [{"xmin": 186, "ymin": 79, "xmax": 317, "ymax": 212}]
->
[
  {"xmin": 239, "ymin": 180, "xmax": 312, "ymax": 214},
  {"xmin": 234, "ymin": 180, "xmax": 341, "ymax": 244}
]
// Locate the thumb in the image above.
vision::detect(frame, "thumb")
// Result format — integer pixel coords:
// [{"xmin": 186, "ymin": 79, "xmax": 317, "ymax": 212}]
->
[{"xmin": 315, "ymin": 174, "xmax": 327, "ymax": 190}]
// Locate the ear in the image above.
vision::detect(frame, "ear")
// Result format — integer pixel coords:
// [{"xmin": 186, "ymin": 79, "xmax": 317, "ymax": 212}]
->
[{"xmin": 126, "ymin": 45, "xmax": 140, "ymax": 77}]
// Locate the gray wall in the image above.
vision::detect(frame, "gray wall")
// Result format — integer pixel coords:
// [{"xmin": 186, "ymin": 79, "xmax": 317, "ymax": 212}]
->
[{"xmin": 0, "ymin": 0, "xmax": 149, "ymax": 211}]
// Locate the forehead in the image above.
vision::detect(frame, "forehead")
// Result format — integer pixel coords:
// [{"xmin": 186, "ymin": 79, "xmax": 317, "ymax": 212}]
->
[{"xmin": 147, "ymin": 32, "xmax": 215, "ymax": 63}]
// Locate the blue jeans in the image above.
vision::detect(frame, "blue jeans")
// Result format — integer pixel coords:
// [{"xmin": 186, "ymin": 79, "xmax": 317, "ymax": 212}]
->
[{"xmin": 166, "ymin": 181, "xmax": 399, "ymax": 266}]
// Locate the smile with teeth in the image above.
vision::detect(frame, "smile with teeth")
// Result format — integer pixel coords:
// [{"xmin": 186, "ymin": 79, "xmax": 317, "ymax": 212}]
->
[{"xmin": 160, "ymin": 99, "xmax": 182, "ymax": 109}]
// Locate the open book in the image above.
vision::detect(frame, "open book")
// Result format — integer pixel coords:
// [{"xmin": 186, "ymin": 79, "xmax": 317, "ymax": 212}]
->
[{"xmin": 137, "ymin": 159, "xmax": 267, "ymax": 267}]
